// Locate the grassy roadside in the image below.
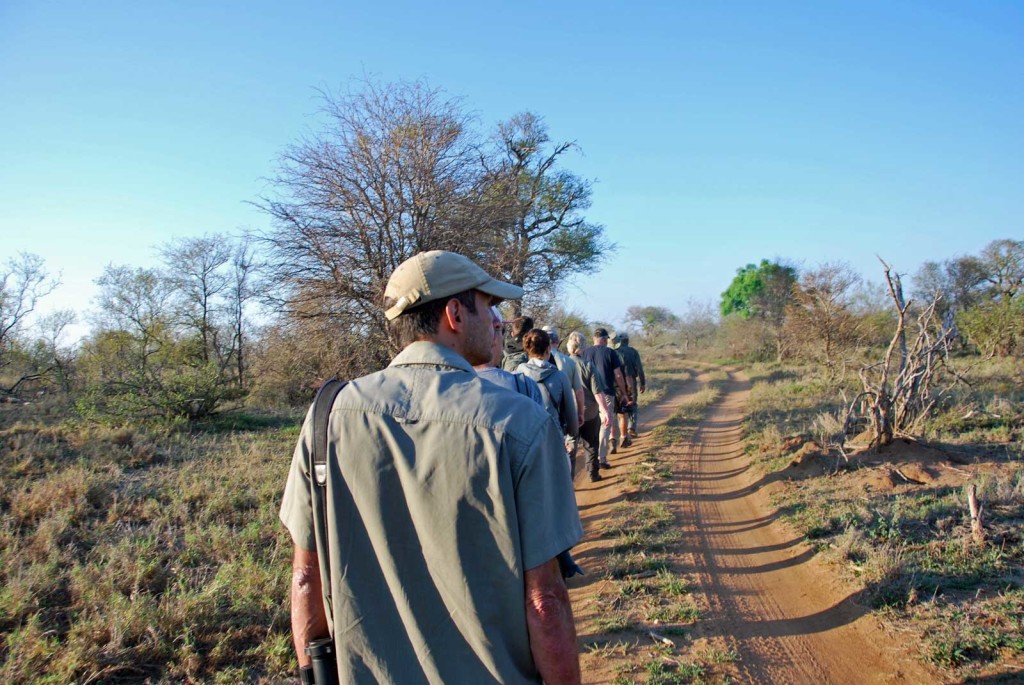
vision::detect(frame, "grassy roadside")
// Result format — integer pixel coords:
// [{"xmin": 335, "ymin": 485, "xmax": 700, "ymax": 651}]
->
[
  {"xmin": 740, "ymin": 358, "xmax": 1024, "ymax": 680},
  {"xmin": 0, "ymin": 406, "xmax": 300, "ymax": 684},
  {"xmin": 580, "ymin": 368, "xmax": 737, "ymax": 685}
]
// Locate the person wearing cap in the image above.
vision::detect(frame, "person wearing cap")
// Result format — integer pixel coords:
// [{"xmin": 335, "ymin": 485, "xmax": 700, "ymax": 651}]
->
[
  {"xmin": 281, "ymin": 250, "xmax": 583, "ymax": 684},
  {"xmin": 612, "ymin": 332, "xmax": 646, "ymax": 441},
  {"xmin": 566, "ymin": 331, "xmax": 610, "ymax": 482},
  {"xmin": 581, "ymin": 327, "xmax": 630, "ymax": 468},
  {"xmin": 541, "ymin": 325, "xmax": 585, "ymax": 472}
]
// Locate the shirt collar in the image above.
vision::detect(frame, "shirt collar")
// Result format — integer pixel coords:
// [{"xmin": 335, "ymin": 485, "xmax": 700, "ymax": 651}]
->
[{"xmin": 389, "ymin": 341, "xmax": 476, "ymax": 373}]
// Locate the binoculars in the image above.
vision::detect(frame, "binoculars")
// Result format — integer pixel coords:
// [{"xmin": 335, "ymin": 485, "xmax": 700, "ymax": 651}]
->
[{"xmin": 299, "ymin": 638, "xmax": 338, "ymax": 685}]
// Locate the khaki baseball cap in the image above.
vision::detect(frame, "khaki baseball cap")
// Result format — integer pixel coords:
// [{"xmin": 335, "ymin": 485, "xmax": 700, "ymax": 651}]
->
[{"xmin": 384, "ymin": 251, "xmax": 523, "ymax": 321}]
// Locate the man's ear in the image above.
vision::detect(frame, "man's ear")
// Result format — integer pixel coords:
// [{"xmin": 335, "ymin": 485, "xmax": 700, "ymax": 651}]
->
[{"xmin": 442, "ymin": 298, "xmax": 462, "ymax": 332}]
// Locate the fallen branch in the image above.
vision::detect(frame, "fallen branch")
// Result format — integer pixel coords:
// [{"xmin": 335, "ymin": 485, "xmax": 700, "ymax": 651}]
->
[
  {"xmin": 893, "ymin": 468, "xmax": 924, "ymax": 485},
  {"xmin": 967, "ymin": 484, "xmax": 985, "ymax": 545},
  {"xmin": 649, "ymin": 631, "xmax": 675, "ymax": 647}
]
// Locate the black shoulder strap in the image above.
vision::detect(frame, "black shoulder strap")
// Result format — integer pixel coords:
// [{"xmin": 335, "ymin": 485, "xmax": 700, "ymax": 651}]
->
[
  {"xmin": 312, "ymin": 379, "xmax": 347, "ymax": 486},
  {"xmin": 308, "ymin": 378, "xmax": 347, "ymax": 633}
]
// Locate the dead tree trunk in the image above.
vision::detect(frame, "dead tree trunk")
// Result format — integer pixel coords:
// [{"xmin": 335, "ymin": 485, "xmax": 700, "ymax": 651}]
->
[{"xmin": 846, "ymin": 259, "xmax": 957, "ymax": 451}]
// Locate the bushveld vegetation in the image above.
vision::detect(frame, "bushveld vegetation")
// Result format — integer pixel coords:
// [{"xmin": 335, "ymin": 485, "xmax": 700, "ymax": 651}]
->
[
  {"xmin": 1, "ymin": 71, "xmax": 1021, "ymax": 682},
  {"xmin": 0, "ymin": 401, "xmax": 302, "ymax": 682},
  {"xmin": 742, "ymin": 354, "xmax": 1023, "ymax": 679},
  {"xmin": 0, "ymin": 77, "xmax": 616, "ymax": 684}
]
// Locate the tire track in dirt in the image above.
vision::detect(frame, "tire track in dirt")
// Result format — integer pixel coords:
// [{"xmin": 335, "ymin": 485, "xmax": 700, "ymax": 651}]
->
[{"xmin": 680, "ymin": 368, "xmax": 942, "ymax": 684}]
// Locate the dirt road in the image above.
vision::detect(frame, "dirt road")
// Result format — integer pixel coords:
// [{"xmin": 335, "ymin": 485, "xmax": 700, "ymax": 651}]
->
[{"xmin": 571, "ymin": 368, "xmax": 942, "ymax": 684}]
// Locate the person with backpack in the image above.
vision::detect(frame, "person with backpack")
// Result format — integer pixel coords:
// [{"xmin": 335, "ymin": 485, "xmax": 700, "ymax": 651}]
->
[
  {"xmin": 516, "ymin": 329, "xmax": 579, "ymax": 464},
  {"xmin": 280, "ymin": 251, "xmax": 581, "ymax": 684},
  {"xmin": 567, "ymin": 331, "xmax": 610, "ymax": 483}
]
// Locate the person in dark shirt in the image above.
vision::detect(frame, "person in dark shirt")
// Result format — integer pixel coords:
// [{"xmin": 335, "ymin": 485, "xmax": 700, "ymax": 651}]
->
[
  {"xmin": 581, "ymin": 328, "xmax": 630, "ymax": 468},
  {"xmin": 613, "ymin": 333, "xmax": 646, "ymax": 444}
]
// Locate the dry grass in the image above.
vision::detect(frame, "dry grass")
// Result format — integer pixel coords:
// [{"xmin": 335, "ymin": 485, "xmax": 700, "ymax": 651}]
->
[
  {"xmin": 0, "ymin": 404, "xmax": 301, "ymax": 683},
  {"xmin": 741, "ymin": 355, "xmax": 1024, "ymax": 680}
]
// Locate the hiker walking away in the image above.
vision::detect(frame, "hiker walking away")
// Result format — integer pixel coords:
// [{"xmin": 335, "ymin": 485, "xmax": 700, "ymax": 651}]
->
[
  {"xmin": 541, "ymin": 325, "xmax": 585, "ymax": 466},
  {"xmin": 516, "ymin": 329, "xmax": 579, "ymax": 471},
  {"xmin": 567, "ymin": 331, "xmax": 610, "ymax": 482},
  {"xmin": 613, "ymin": 332, "xmax": 646, "ymax": 445},
  {"xmin": 581, "ymin": 328, "xmax": 631, "ymax": 469},
  {"xmin": 280, "ymin": 251, "xmax": 582, "ymax": 684},
  {"xmin": 501, "ymin": 315, "xmax": 533, "ymax": 372}
]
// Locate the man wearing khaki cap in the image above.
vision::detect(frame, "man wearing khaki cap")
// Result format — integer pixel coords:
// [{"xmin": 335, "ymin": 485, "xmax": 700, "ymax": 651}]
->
[{"xmin": 281, "ymin": 250, "xmax": 582, "ymax": 684}]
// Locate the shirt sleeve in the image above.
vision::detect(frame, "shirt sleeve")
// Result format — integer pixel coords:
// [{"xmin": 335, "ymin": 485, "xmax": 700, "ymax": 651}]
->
[
  {"xmin": 565, "ymin": 356, "xmax": 583, "ymax": 392},
  {"xmin": 279, "ymin": 405, "xmax": 317, "ymax": 550},
  {"xmin": 513, "ymin": 415, "xmax": 584, "ymax": 570}
]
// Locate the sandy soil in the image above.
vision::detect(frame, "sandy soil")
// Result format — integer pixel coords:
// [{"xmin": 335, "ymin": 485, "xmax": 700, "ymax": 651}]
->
[{"xmin": 569, "ymin": 368, "xmax": 946, "ymax": 684}]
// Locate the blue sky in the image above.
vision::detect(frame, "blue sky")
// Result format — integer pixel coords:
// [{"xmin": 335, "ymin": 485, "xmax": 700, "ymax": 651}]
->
[{"xmin": 1, "ymin": 1, "xmax": 1021, "ymax": 332}]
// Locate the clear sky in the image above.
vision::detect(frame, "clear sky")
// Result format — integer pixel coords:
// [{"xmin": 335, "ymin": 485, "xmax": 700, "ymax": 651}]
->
[{"xmin": 2, "ymin": 1, "xmax": 1021, "ymax": 333}]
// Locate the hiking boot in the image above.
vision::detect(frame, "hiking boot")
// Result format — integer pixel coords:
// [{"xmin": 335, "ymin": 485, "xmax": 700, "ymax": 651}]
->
[
  {"xmin": 600, "ymin": 461, "xmax": 612, "ymax": 469},
  {"xmin": 589, "ymin": 472, "xmax": 603, "ymax": 482},
  {"xmin": 610, "ymin": 444, "xmax": 617, "ymax": 454},
  {"xmin": 620, "ymin": 437, "xmax": 632, "ymax": 449}
]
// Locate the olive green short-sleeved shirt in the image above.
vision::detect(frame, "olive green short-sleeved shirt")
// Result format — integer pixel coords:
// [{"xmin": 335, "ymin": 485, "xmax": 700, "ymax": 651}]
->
[
  {"xmin": 280, "ymin": 342, "xmax": 583, "ymax": 685},
  {"xmin": 552, "ymin": 349, "xmax": 583, "ymax": 394}
]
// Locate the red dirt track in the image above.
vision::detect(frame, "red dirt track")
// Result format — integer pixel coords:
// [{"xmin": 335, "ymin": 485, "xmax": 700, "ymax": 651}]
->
[{"xmin": 571, "ymin": 368, "xmax": 943, "ymax": 684}]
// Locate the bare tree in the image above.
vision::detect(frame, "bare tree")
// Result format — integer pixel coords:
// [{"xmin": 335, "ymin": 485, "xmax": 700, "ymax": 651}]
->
[
  {"xmin": 845, "ymin": 259, "xmax": 957, "ymax": 449},
  {"xmin": 482, "ymin": 112, "xmax": 611, "ymax": 314},
  {"xmin": 911, "ymin": 256, "xmax": 987, "ymax": 316},
  {"xmin": 229, "ymin": 238, "xmax": 257, "ymax": 386},
  {"xmin": 624, "ymin": 305, "xmax": 680, "ymax": 340},
  {"xmin": 159, "ymin": 235, "xmax": 232, "ymax": 364},
  {"xmin": 256, "ymin": 79, "xmax": 492, "ymax": 377},
  {"xmin": 1, "ymin": 254, "xmax": 61, "ymax": 396},
  {"xmin": 979, "ymin": 238, "xmax": 1024, "ymax": 301},
  {"xmin": 677, "ymin": 299, "xmax": 718, "ymax": 354},
  {"xmin": 784, "ymin": 262, "xmax": 861, "ymax": 376},
  {"xmin": 22, "ymin": 309, "xmax": 78, "ymax": 394},
  {"xmin": 1, "ymin": 253, "xmax": 58, "ymax": 370}
]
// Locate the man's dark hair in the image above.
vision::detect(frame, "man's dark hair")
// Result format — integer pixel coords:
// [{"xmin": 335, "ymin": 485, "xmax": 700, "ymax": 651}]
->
[
  {"xmin": 387, "ymin": 290, "xmax": 478, "ymax": 348},
  {"xmin": 508, "ymin": 316, "xmax": 534, "ymax": 341},
  {"xmin": 522, "ymin": 328, "xmax": 551, "ymax": 358}
]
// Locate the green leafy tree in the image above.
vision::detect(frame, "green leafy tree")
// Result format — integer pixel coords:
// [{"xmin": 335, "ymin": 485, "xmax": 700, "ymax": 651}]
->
[
  {"xmin": 958, "ymin": 297, "xmax": 1024, "ymax": 357},
  {"xmin": 720, "ymin": 260, "xmax": 797, "ymax": 319},
  {"xmin": 720, "ymin": 259, "xmax": 798, "ymax": 360}
]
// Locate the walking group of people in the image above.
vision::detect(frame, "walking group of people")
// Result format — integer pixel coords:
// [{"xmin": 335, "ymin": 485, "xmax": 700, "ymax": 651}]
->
[
  {"xmin": 280, "ymin": 251, "xmax": 644, "ymax": 684},
  {"xmin": 492, "ymin": 315, "xmax": 645, "ymax": 484}
]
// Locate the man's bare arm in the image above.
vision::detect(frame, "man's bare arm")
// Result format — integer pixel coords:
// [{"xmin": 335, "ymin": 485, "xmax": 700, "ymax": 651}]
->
[
  {"xmin": 525, "ymin": 557, "xmax": 580, "ymax": 684},
  {"xmin": 291, "ymin": 545, "xmax": 330, "ymax": 667}
]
